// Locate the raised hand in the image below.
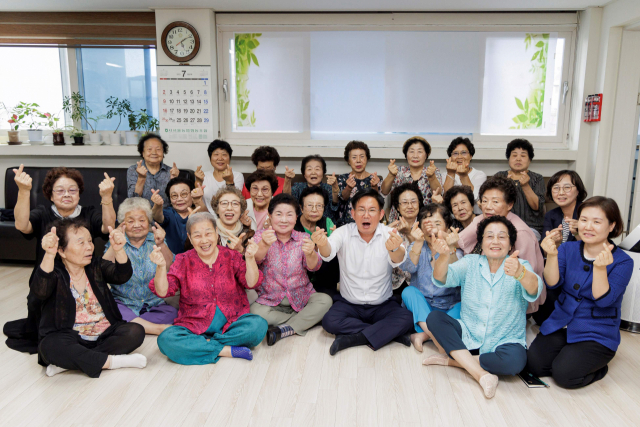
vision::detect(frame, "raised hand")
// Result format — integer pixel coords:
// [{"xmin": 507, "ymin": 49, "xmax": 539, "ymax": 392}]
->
[
  {"xmin": 170, "ymin": 162, "xmax": 180, "ymax": 179},
  {"xmin": 222, "ymin": 165, "xmax": 234, "ymax": 185},
  {"xmin": 370, "ymin": 172, "xmax": 381, "ymax": 188},
  {"xmin": 99, "ymin": 172, "xmax": 116, "ymax": 198},
  {"xmin": 456, "ymin": 161, "xmax": 470, "ymax": 176},
  {"xmin": 445, "ymin": 227, "xmax": 460, "ymax": 247},
  {"xmin": 507, "ymin": 170, "xmax": 516, "ymax": 180},
  {"xmin": 152, "ymin": 223, "xmax": 166, "ymax": 246},
  {"xmin": 261, "ymin": 226, "xmax": 277, "ymax": 247},
  {"xmin": 311, "ymin": 226, "xmax": 328, "ymax": 248},
  {"xmin": 410, "ymin": 221, "xmax": 424, "ymax": 242},
  {"xmin": 565, "ymin": 217, "xmax": 579, "ymax": 236},
  {"xmin": 149, "ymin": 244, "xmax": 166, "ymax": 267},
  {"xmin": 517, "ymin": 170, "xmax": 530, "ymax": 187},
  {"xmin": 397, "ymin": 216, "xmax": 411, "ymax": 235},
  {"xmin": 346, "ymin": 173, "xmax": 357, "ymax": 189},
  {"xmin": 194, "ymin": 165, "xmax": 205, "ymax": 183},
  {"xmin": 302, "ymin": 236, "xmax": 316, "ymax": 256},
  {"xmin": 284, "ymin": 166, "xmax": 295, "ymax": 180},
  {"xmin": 41, "ymin": 227, "xmax": 59, "ymax": 255},
  {"xmin": 388, "ymin": 159, "xmax": 398, "ymax": 176},
  {"xmin": 385, "ymin": 228, "xmax": 403, "ymax": 252},
  {"xmin": 13, "ymin": 164, "xmax": 32, "ymax": 192},
  {"xmin": 541, "ymin": 231, "xmax": 559, "ymax": 256},
  {"xmin": 226, "ymin": 232, "xmax": 246, "ymax": 252},
  {"xmin": 245, "ymin": 238, "xmax": 259, "ymax": 258},
  {"xmin": 504, "ymin": 250, "xmax": 522, "ymax": 277},
  {"xmin": 187, "ymin": 206, "xmax": 201, "ymax": 217},
  {"xmin": 240, "ymin": 209, "xmax": 252, "ymax": 227},
  {"xmin": 326, "ymin": 172, "xmax": 338, "ymax": 190},
  {"xmin": 432, "ymin": 231, "xmax": 450, "ymax": 255},
  {"xmin": 191, "ymin": 182, "xmax": 205, "ymax": 201},
  {"xmin": 446, "ymin": 157, "xmax": 458, "ymax": 173},
  {"xmin": 136, "ymin": 160, "xmax": 148, "ymax": 178},
  {"xmin": 263, "ymin": 216, "xmax": 271, "ymax": 229},
  {"xmin": 108, "ymin": 225, "xmax": 127, "ymax": 252},
  {"xmin": 330, "ymin": 224, "xmax": 337, "ymax": 233},
  {"xmin": 432, "ymin": 187, "xmax": 444, "ymax": 204},
  {"xmin": 594, "ymin": 243, "xmax": 615, "ymax": 268},
  {"xmin": 150, "ymin": 189, "xmax": 164, "ymax": 207},
  {"xmin": 426, "ymin": 160, "xmax": 437, "ymax": 178}
]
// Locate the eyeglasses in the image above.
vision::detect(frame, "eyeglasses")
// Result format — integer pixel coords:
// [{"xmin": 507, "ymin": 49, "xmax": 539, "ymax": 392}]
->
[
  {"xmin": 483, "ymin": 232, "xmax": 509, "ymax": 242},
  {"xmin": 399, "ymin": 199, "xmax": 419, "ymax": 208},
  {"xmin": 170, "ymin": 191, "xmax": 190, "ymax": 201},
  {"xmin": 52, "ymin": 187, "xmax": 79, "ymax": 196},
  {"xmin": 551, "ymin": 184, "xmax": 575, "ymax": 194},
  {"xmin": 304, "ymin": 203, "xmax": 325, "ymax": 211},
  {"xmin": 250, "ymin": 187, "xmax": 271, "ymax": 195},
  {"xmin": 219, "ymin": 200, "xmax": 241, "ymax": 209},
  {"xmin": 451, "ymin": 150, "xmax": 469, "ymax": 157}
]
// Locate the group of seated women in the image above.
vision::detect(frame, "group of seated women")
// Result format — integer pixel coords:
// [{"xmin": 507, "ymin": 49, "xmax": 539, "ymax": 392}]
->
[{"xmin": 2, "ymin": 133, "xmax": 633, "ymax": 401}]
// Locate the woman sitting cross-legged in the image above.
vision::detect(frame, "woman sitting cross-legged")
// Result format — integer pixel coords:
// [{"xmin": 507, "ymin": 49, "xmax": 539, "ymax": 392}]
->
[
  {"xmin": 250, "ymin": 194, "xmax": 333, "ymax": 346},
  {"xmin": 103, "ymin": 197, "xmax": 178, "ymax": 335},
  {"xmin": 527, "ymin": 197, "xmax": 633, "ymax": 389},
  {"xmin": 34, "ymin": 218, "xmax": 146, "ymax": 378},
  {"xmin": 400, "ymin": 204, "xmax": 463, "ymax": 353},
  {"xmin": 423, "ymin": 216, "xmax": 543, "ymax": 399},
  {"xmin": 149, "ymin": 212, "xmax": 268, "ymax": 365}
]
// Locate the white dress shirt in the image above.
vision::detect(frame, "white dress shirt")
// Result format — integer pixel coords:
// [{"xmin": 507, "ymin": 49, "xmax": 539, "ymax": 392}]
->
[
  {"xmin": 203, "ymin": 169, "xmax": 245, "ymax": 215},
  {"xmin": 320, "ymin": 223, "xmax": 407, "ymax": 305}
]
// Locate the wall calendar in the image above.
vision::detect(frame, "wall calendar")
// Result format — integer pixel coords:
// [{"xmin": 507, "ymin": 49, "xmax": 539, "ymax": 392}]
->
[{"xmin": 157, "ymin": 66, "xmax": 214, "ymax": 142}]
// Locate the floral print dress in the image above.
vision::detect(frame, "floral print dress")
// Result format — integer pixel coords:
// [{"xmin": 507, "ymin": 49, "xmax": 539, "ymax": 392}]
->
[
  {"xmin": 336, "ymin": 173, "xmax": 383, "ymax": 227},
  {"xmin": 388, "ymin": 165, "xmax": 443, "ymax": 223}
]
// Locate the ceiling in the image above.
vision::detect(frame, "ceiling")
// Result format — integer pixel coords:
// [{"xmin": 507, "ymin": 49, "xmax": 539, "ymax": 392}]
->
[{"xmin": 2, "ymin": 0, "xmax": 614, "ymax": 12}]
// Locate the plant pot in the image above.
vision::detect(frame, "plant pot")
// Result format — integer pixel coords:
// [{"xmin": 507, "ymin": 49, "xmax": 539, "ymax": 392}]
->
[
  {"xmin": 7, "ymin": 130, "xmax": 21, "ymax": 145},
  {"xmin": 73, "ymin": 136, "xmax": 85, "ymax": 146},
  {"xmin": 53, "ymin": 132, "xmax": 65, "ymax": 146},
  {"xmin": 87, "ymin": 132, "xmax": 102, "ymax": 145},
  {"xmin": 27, "ymin": 129, "xmax": 43, "ymax": 142},
  {"xmin": 109, "ymin": 133, "xmax": 121, "ymax": 145},
  {"xmin": 125, "ymin": 131, "xmax": 139, "ymax": 145}
]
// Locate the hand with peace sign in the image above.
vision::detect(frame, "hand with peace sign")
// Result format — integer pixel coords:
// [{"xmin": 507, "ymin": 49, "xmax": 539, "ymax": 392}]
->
[
  {"xmin": 13, "ymin": 164, "xmax": 32, "ymax": 192},
  {"xmin": 222, "ymin": 165, "xmax": 235, "ymax": 185},
  {"xmin": 388, "ymin": 159, "xmax": 398, "ymax": 176},
  {"xmin": 99, "ymin": 172, "xmax": 116, "ymax": 198},
  {"xmin": 431, "ymin": 187, "xmax": 444, "ymax": 204},
  {"xmin": 194, "ymin": 165, "xmax": 205, "ymax": 184},
  {"xmin": 150, "ymin": 189, "xmax": 164, "ymax": 208},
  {"xmin": 504, "ymin": 250, "xmax": 522, "ymax": 277},
  {"xmin": 594, "ymin": 243, "xmax": 615, "ymax": 268},
  {"xmin": 152, "ymin": 223, "xmax": 166, "ymax": 246},
  {"xmin": 136, "ymin": 160, "xmax": 148, "ymax": 179},
  {"xmin": 284, "ymin": 166, "xmax": 295, "ymax": 180},
  {"xmin": 42, "ymin": 227, "xmax": 59, "ymax": 255},
  {"xmin": 426, "ymin": 160, "xmax": 437, "ymax": 178},
  {"xmin": 370, "ymin": 172, "xmax": 381, "ymax": 188},
  {"xmin": 170, "ymin": 162, "xmax": 180, "ymax": 179}
]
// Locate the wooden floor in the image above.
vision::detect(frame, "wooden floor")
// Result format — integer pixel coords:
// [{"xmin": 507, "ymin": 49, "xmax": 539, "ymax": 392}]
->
[{"xmin": 2, "ymin": 263, "xmax": 640, "ymax": 427}]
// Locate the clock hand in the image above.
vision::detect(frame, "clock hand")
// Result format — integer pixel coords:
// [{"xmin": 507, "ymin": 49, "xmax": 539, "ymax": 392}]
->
[{"xmin": 177, "ymin": 35, "xmax": 194, "ymax": 47}]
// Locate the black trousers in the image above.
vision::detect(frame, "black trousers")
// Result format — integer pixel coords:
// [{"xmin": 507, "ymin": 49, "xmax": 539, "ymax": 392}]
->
[
  {"xmin": 526, "ymin": 329, "xmax": 616, "ymax": 389},
  {"xmin": 322, "ymin": 294, "xmax": 413, "ymax": 350},
  {"xmin": 38, "ymin": 322, "xmax": 145, "ymax": 378}
]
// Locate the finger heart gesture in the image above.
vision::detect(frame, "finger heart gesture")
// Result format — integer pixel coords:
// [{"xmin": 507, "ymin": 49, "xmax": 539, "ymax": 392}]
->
[
  {"xmin": 311, "ymin": 226, "xmax": 328, "ymax": 247},
  {"xmin": 426, "ymin": 160, "xmax": 436, "ymax": 177},
  {"xmin": 149, "ymin": 245, "xmax": 166, "ymax": 266},
  {"xmin": 385, "ymin": 229, "xmax": 403, "ymax": 252},
  {"xmin": 302, "ymin": 237, "xmax": 316, "ymax": 255},
  {"xmin": 245, "ymin": 238, "xmax": 259, "ymax": 258},
  {"xmin": 594, "ymin": 243, "xmax": 614, "ymax": 268},
  {"xmin": 108, "ymin": 225, "xmax": 127, "ymax": 251}
]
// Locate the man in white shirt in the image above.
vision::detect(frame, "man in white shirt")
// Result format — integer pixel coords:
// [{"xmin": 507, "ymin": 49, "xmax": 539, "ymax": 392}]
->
[{"xmin": 311, "ymin": 188, "xmax": 414, "ymax": 355}]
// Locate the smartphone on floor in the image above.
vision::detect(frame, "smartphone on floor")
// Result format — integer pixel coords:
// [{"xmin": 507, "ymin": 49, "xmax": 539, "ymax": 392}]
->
[{"xmin": 518, "ymin": 369, "xmax": 550, "ymax": 388}]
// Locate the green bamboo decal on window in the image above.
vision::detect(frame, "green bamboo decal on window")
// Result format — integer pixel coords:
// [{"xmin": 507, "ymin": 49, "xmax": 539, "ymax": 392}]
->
[
  {"xmin": 235, "ymin": 33, "xmax": 261, "ymax": 127},
  {"xmin": 510, "ymin": 33, "xmax": 549, "ymax": 129}
]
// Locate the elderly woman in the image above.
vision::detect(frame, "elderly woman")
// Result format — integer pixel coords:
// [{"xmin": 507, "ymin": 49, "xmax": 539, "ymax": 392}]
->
[
  {"xmin": 149, "ymin": 212, "xmax": 267, "ymax": 365},
  {"xmin": 528, "ymin": 197, "xmax": 633, "ymax": 389},
  {"xmin": 151, "ymin": 176, "xmax": 206, "ymax": 255},
  {"xmin": 103, "ymin": 197, "xmax": 178, "ymax": 335},
  {"xmin": 494, "ymin": 139, "xmax": 545, "ymax": 239},
  {"xmin": 211, "ymin": 186, "xmax": 254, "ymax": 253},
  {"xmin": 33, "ymin": 218, "xmax": 146, "ymax": 378},
  {"xmin": 455, "ymin": 176, "xmax": 545, "ymax": 313},
  {"xmin": 401, "ymin": 204, "xmax": 463, "ymax": 353},
  {"xmin": 250, "ymin": 194, "xmax": 332, "ymax": 346},
  {"xmin": 286, "ymin": 154, "xmax": 339, "ymax": 223},
  {"xmin": 241, "ymin": 146, "xmax": 285, "ymax": 199},
  {"xmin": 381, "ymin": 136, "xmax": 443, "ymax": 223},
  {"xmin": 5, "ymin": 165, "xmax": 116, "ymax": 354},
  {"xmin": 423, "ymin": 216, "xmax": 543, "ymax": 399},
  {"xmin": 127, "ymin": 133, "xmax": 179, "ymax": 205},
  {"xmin": 443, "ymin": 186, "xmax": 476, "ymax": 230},
  {"xmin": 543, "ymin": 170, "xmax": 588, "ymax": 246},
  {"xmin": 442, "ymin": 137, "xmax": 486, "ymax": 214},
  {"xmin": 336, "ymin": 140, "xmax": 383, "ymax": 227},
  {"xmin": 201, "ymin": 139, "xmax": 245, "ymax": 215},
  {"xmin": 245, "ymin": 170, "xmax": 279, "ymax": 231}
]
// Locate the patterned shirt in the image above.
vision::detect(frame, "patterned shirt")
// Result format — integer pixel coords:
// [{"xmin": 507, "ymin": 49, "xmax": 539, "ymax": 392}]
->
[
  {"xmin": 253, "ymin": 229, "xmax": 322, "ymax": 312},
  {"xmin": 336, "ymin": 173, "xmax": 383, "ymax": 227},
  {"xmin": 105, "ymin": 232, "xmax": 167, "ymax": 316},
  {"xmin": 149, "ymin": 247, "xmax": 263, "ymax": 334},
  {"xmin": 71, "ymin": 280, "xmax": 111, "ymax": 341},
  {"xmin": 494, "ymin": 170, "xmax": 546, "ymax": 235},
  {"xmin": 127, "ymin": 160, "xmax": 172, "ymax": 205},
  {"xmin": 434, "ymin": 255, "xmax": 542, "ymax": 353},
  {"xmin": 291, "ymin": 182, "xmax": 339, "ymax": 223},
  {"xmin": 388, "ymin": 165, "xmax": 443, "ymax": 223}
]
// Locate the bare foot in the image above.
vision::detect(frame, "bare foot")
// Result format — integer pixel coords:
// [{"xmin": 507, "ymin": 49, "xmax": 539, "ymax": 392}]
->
[
  {"xmin": 410, "ymin": 332, "xmax": 429, "ymax": 352},
  {"xmin": 479, "ymin": 373, "xmax": 499, "ymax": 399},
  {"xmin": 422, "ymin": 354, "xmax": 450, "ymax": 366}
]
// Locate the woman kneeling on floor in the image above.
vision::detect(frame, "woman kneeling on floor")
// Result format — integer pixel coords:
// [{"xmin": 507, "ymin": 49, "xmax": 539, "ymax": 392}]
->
[
  {"xmin": 34, "ymin": 218, "xmax": 146, "ymax": 378},
  {"xmin": 423, "ymin": 216, "xmax": 542, "ymax": 399},
  {"xmin": 149, "ymin": 212, "xmax": 267, "ymax": 364}
]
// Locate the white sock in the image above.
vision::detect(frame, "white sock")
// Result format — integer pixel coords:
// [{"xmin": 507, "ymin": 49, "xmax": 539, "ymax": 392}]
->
[
  {"xmin": 108, "ymin": 354, "xmax": 147, "ymax": 370},
  {"xmin": 45, "ymin": 364, "xmax": 68, "ymax": 377}
]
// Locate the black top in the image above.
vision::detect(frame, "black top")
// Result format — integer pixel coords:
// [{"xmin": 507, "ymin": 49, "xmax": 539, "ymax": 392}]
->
[
  {"xmin": 543, "ymin": 204, "xmax": 580, "ymax": 243},
  {"xmin": 494, "ymin": 170, "xmax": 546, "ymax": 235},
  {"xmin": 30, "ymin": 257, "xmax": 132, "ymax": 339}
]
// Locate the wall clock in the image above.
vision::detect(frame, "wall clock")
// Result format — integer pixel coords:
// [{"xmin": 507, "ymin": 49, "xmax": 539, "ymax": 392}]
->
[{"xmin": 161, "ymin": 21, "xmax": 200, "ymax": 63}]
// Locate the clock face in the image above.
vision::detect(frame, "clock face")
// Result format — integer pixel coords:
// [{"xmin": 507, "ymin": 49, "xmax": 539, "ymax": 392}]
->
[{"xmin": 165, "ymin": 27, "xmax": 196, "ymax": 58}]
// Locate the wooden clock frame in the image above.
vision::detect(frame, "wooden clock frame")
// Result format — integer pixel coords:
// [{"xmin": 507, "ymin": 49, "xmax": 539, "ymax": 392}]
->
[{"xmin": 161, "ymin": 21, "xmax": 201, "ymax": 63}]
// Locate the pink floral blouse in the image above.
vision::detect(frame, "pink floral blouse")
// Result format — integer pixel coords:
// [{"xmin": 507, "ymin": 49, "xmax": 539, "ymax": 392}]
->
[
  {"xmin": 253, "ymin": 229, "xmax": 322, "ymax": 312},
  {"xmin": 149, "ymin": 247, "xmax": 263, "ymax": 334}
]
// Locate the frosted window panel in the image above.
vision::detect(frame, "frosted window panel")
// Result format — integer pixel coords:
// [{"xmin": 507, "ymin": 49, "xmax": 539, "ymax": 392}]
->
[
  {"xmin": 232, "ymin": 32, "xmax": 306, "ymax": 132},
  {"xmin": 480, "ymin": 33, "xmax": 559, "ymax": 136},
  {"xmin": 80, "ymin": 48, "xmax": 158, "ymax": 131},
  {"xmin": 0, "ymin": 47, "xmax": 65, "ymax": 129},
  {"xmin": 310, "ymin": 32, "xmax": 386, "ymax": 134}
]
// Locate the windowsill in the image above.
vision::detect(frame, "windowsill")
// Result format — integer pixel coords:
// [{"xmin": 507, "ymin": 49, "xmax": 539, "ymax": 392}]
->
[{"xmin": 0, "ymin": 143, "xmax": 140, "ymax": 156}]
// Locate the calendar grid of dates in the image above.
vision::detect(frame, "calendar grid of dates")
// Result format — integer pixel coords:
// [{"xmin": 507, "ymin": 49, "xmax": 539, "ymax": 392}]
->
[{"xmin": 157, "ymin": 66, "xmax": 215, "ymax": 142}]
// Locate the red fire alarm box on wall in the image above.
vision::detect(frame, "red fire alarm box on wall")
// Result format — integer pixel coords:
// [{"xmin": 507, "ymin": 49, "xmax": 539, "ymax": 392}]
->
[{"xmin": 584, "ymin": 94, "xmax": 603, "ymax": 122}]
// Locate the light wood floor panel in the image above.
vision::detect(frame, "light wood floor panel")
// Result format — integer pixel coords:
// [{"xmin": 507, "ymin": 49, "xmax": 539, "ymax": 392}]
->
[{"xmin": 1, "ymin": 263, "xmax": 640, "ymax": 427}]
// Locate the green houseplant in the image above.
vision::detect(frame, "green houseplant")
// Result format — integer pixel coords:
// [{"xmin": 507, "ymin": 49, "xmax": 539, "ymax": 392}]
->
[
  {"xmin": 69, "ymin": 126, "xmax": 85, "ymax": 145},
  {"xmin": 125, "ymin": 110, "xmax": 140, "ymax": 145},
  {"xmin": 105, "ymin": 96, "xmax": 132, "ymax": 145},
  {"xmin": 1, "ymin": 102, "xmax": 22, "ymax": 144},
  {"xmin": 137, "ymin": 109, "xmax": 159, "ymax": 135},
  {"xmin": 13, "ymin": 102, "xmax": 47, "ymax": 142},
  {"xmin": 43, "ymin": 110, "xmax": 65, "ymax": 145},
  {"xmin": 63, "ymin": 92, "xmax": 102, "ymax": 144}
]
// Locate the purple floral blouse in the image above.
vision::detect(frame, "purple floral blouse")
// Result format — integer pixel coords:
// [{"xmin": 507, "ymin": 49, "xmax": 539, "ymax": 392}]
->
[{"xmin": 388, "ymin": 165, "xmax": 443, "ymax": 223}]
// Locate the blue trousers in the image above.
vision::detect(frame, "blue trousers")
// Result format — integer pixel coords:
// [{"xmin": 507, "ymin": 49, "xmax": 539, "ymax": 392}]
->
[
  {"xmin": 157, "ymin": 307, "xmax": 267, "ymax": 365},
  {"xmin": 401, "ymin": 286, "xmax": 461, "ymax": 334}
]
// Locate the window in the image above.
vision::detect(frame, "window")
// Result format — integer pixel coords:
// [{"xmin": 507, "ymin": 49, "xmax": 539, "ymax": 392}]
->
[
  {"xmin": 0, "ymin": 47, "xmax": 66, "ymax": 129},
  {"xmin": 77, "ymin": 48, "xmax": 158, "ymax": 131}
]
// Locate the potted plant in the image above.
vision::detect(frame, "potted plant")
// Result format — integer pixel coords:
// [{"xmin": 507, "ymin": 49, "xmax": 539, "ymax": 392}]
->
[
  {"xmin": 63, "ymin": 92, "xmax": 103, "ymax": 144},
  {"xmin": 13, "ymin": 102, "xmax": 47, "ymax": 143},
  {"xmin": 105, "ymin": 96, "xmax": 131, "ymax": 145},
  {"xmin": 1, "ymin": 102, "xmax": 22, "ymax": 144},
  {"xmin": 69, "ymin": 127, "xmax": 85, "ymax": 145},
  {"xmin": 125, "ymin": 110, "xmax": 140, "ymax": 145},
  {"xmin": 137, "ymin": 109, "xmax": 159, "ymax": 135},
  {"xmin": 43, "ymin": 110, "xmax": 65, "ymax": 145},
  {"xmin": 86, "ymin": 115, "xmax": 106, "ymax": 145}
]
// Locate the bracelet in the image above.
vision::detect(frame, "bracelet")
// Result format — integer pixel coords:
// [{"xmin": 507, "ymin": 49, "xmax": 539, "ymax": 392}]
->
[
  {"xmin": 390, "ymin": 246, "xmax": 400, "ymax": 253},
  {"xmin": 446, "ymin": 174, "xmax": 455, "ymax": 181},
  {"xmin": 100, "ymin": 199, "xmax": 113, "ymax": 206},
  {"xmin": 515, "ymin": 265, "xmax": 526, "ymax": 281}
]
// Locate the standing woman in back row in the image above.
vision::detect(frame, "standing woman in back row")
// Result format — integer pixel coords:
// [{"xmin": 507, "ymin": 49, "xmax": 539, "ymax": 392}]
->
[{"xmin": 381, "ymin": 136, "xmax": 443, "ymax": 223}]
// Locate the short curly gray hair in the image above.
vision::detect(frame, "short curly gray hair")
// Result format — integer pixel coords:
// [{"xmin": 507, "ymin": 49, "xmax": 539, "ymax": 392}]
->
[
  {"xmin": 117, "ymin": 197, "xmax": 153, "ymax": 224},
  {"xmin": 186, "ymin": 212, "xmax": 217, "ymax": 235}
]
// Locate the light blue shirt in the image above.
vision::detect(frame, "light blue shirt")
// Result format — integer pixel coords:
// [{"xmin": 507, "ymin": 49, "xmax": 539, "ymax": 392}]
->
[{"xmin": 434, "ymin": 254, "xmax": 543, "ymax": 353}]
